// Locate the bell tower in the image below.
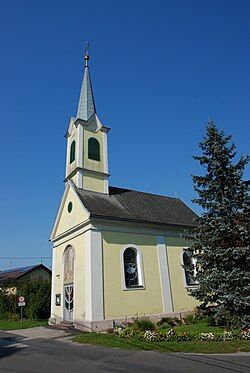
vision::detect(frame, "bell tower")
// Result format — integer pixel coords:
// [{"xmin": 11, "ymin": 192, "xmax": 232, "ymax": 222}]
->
[{"xmin": 65, "ymin": 45, "xmax": 110, "ymax": 194}]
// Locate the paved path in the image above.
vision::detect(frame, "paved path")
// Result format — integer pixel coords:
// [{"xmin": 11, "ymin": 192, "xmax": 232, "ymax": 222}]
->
[{"xmin": 0, "ymin": 327, "xmax": 249, "ymax": 372}]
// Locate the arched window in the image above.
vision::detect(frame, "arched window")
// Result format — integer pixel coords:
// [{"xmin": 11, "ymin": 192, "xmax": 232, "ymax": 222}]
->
[
  {"xmin": 88, "ymin": 137, "xmax": 100, "ymax": 161},
  {"xmin": 182, "ymin": 250, "xmax": 198, "ymax": 287},
  {"xmin": 63, "ymin": 245, "xmax": 75, "ymax": 320},
  {"xmin": 63, "ymin": 245, "xmax": 75, "ymax": 284},
  {"xmin": 122, "ymin": 246, "xmax": 144, "ymax": 289},
  {"xmin": 70, "ymin": 141, "xmax": 76, "ymax": 164}
]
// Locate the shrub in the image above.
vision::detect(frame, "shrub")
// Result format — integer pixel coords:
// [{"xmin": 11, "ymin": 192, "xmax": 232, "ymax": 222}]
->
[
  {"xmin": 134, "ymin": 318, "xmax": 155, "ymax": 331},
  {"xmin": 17, "ymin": 279, "xmax": 51, "ymax": 319},
  {"xmin": 0, "ymin": 279, "xmax": 51, "ymax": 320},
  {"xmin": 183, "ymin": 312, "xmax": 198, "ymax": 325},
  {"xmin": 157, "ymin": 317, "xmax": 181, "ymax": 327}
]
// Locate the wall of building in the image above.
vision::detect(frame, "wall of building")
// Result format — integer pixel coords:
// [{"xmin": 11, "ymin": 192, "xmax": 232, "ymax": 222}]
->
[
  {"xmin": 102, "ymin": 231, "xmax": 163, "ymax": 319},
  {"xmin": 83, "ymin": 172, "xmax": 106, "ymax": 193}
]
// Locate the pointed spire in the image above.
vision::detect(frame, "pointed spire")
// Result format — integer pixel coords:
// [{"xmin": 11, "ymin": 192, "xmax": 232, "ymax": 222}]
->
[{"xmin": 76, "ymin": 43, "xmax": 96, "ymax": 121}]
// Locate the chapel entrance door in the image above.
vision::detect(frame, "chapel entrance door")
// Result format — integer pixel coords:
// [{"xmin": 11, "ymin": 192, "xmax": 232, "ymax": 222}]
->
[{"xmin": 64, "ymin": 284, "xmax": 74, "ymax": 321}]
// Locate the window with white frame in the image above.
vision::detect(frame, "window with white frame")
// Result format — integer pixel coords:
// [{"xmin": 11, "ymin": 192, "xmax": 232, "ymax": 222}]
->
[
  {"xmin": 121, "ymin": 246, "xmax": 144, "ymax": 289},
  {"xmin": 182, "ymin": 249, "xmax": 198, "ymax": 287}
]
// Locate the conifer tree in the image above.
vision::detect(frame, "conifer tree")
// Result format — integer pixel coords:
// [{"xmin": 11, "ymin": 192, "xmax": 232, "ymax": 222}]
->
[{"xmin": 186, "ymin": 121, "xmax": 250, "ymax": 327}]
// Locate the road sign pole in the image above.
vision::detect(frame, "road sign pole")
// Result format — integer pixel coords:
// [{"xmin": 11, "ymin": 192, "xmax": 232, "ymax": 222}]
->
[{"xmin": 20, "ymin": 306, "xmax": 23, "ymax": 327}]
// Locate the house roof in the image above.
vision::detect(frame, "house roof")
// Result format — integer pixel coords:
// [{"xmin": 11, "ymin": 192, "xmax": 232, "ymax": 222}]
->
[
  {"xmin": 76, "ymin": 186, "xmax": 198, "ymax": 228},
  {"xmin": 0, "ymin": 264, "xmax": 51, "ymax": 282}
]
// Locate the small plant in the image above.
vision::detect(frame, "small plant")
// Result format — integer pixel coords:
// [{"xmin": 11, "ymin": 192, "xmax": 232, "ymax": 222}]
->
[
  {"xmin": 143, "ymin": 330, "xmax": 157, "ymax": 342},
  {"xmin": 183, "ymin": 313, "xmax": 198, "ymax": 325},
  {"xmin": 157, "ymin": 316, "xmax": 181, "ymax": 327},
  {"xmin": 134, "ymin": 318, "xmax": 155, "ymax": 331},
  {"xmin": 198, "ymin": 332, "xmax": 215, "ymax": 341},
  {"xmin": 222, "ymin": 331, "xmax": 234, "ymax": 341},
  {"xmin": 241, "ymin": 331, "xmax": 250, "ymax": 340}
]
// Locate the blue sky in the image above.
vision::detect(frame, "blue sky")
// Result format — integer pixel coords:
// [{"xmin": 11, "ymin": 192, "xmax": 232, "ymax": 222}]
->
[{"xmin": 0, "ymin": 0, "xmax": 249, "ymax": 270}]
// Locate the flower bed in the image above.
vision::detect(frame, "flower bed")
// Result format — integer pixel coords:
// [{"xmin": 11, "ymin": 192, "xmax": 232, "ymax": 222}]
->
[{"xmin": 113, "ymin": 324, "xmax": 250, "ymax": 343}]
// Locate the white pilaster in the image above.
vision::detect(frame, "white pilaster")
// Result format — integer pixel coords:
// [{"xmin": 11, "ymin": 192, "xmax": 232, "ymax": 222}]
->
[
  {"xmin": 50, "ymin": 247, "xmax": 56, "ymax": 319},
  {"xmin": 77, "ymin": 124, "xmax": 83, "ymax": 167},
  {"xmin": 157, "ymin": 236, "xmax": 173, "ymax": 313},
  {"xmin": 85, "ymin": 229, "xmax": 104, "ymax": 321}
]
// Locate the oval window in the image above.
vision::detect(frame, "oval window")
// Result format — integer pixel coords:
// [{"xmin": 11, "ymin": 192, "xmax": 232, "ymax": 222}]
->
[{"xmin": 67, "ymin": 202, "xmax": 73, "ymax": 213}]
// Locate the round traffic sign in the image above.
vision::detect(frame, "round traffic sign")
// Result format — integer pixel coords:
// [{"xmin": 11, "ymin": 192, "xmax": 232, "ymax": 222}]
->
[{"xmin": 18, "ymin": 296, "xmax": 25, "ymax": 302}]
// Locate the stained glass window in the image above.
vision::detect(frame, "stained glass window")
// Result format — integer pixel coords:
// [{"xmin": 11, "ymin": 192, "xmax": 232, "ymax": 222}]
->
[
  {"xmin": 183, "ymin": 250, "xmax": 197, "ymax": 286},
  {"xmin": 124, "ymin": 247, "xmax": 139, "ymax": 288},
  {"xmin": 64, "ymin": 246, "xmax": 74, "ymax": 284}
]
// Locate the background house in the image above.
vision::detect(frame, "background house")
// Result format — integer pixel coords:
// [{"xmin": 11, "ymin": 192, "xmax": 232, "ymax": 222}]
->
[{"xmin": 0, "ymin": 264, "xmax": 51, "ymax": 293}]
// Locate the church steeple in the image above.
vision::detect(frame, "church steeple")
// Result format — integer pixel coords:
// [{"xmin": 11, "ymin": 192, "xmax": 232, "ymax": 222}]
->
[
  {"xmin": 76, "ymin": 44, "xmax": 96, "ymax": 121},
  {"xmin": 65, "ymin": 45, "xmax": 110, "ymax": 194}
]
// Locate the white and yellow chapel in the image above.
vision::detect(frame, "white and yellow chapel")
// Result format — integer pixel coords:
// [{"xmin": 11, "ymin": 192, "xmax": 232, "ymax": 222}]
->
[{"xmin": 49, "ymin": 49, "xmax": 198, "ymax": 331}]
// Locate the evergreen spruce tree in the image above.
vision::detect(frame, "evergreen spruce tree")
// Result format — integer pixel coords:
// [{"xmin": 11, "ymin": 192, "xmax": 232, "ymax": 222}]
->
[{"xmin": 186, "ymin": 121, "xmax": 250, "ymax": 327}]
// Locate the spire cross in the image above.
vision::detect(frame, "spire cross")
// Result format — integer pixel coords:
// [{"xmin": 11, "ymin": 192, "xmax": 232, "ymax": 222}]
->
[{"xmin": 84, "ymin": 42, "xmax": 89, "ymax": 67}]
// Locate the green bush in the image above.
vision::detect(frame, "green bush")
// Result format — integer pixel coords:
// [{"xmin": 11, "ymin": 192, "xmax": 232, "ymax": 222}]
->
[
  {"xmin": 18, "ymin": 280, "xmax": 51, "ymax": 319},
  {"xmin": 0, "ymin": 279, "xmax": 51, "ymax": 320},
  {"xmin": 0, "ymin": 290, "xmax": 17, "ymax": 319},
  {"xmin": 157, "ymin": 316, "xmax": 181, "ymax": 327},
  {"xmin": 183, "ymin": 313, "xmax": 198, "ymax": 325},
  {"xmin": 134, "ymin": 318, "xmax": 155, "ymax": 331}
]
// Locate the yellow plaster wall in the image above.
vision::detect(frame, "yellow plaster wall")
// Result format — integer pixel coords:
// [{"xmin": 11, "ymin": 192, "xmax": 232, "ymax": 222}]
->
[
  {"xmin": 83, "ymin": 129, "xmax": 105, "ymax": 173},
  {"xmin": 102, "ymin": 231, "xmax": 163, "ymax": 319},
  {"xmin": 166, "ymin": 237, "xmax": 198, "ymax": 312},
  {"xmin": 52, "ymin": 233, "xmax": 86, "ymax": 321},
  {"xmin": 83, "ymin": 172, "xmax": 105, "ymax": 193},
  {"xmin": 54, "ymin": 186, "xmax": 89, "ymax": 238}
]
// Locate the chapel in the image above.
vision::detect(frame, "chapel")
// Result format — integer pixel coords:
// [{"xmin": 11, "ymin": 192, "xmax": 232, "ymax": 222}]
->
[{"xmin": 49, "ymin": 49, "xmax": 198, "ymax": 331}]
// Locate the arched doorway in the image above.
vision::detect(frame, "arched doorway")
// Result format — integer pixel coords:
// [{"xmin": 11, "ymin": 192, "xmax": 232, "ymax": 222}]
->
[{"xmin": 63, "ymin": 245, "xmax": 74, "ymax": 321}]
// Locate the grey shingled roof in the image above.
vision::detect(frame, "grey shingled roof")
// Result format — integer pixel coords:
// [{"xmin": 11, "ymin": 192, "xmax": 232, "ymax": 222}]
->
[
  {"xmin": 76, "ymin": 64, "xmax": 96, "ymax": 120},
  {"xmin": 76, "ymin": 186, "xmax": 198, "ymax": 228}
]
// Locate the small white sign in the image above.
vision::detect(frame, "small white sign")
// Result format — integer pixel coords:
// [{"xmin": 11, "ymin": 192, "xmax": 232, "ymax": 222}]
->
[
  {"xmin": 18, "ymin": 296, "xmax": 25, "ymax": 302},
  {"xmin": 18, "ymin": 301, "xmax": 25, "ymax": 307}
]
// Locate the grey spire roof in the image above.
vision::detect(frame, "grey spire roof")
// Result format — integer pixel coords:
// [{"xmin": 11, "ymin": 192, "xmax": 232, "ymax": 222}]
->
[{"xmin": 76, "ymin": 59, "xmax": 96, "ymax": 121}]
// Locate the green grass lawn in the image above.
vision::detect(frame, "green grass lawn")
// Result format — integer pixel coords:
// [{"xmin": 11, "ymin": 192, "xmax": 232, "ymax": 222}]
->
[
  {"xmin": 74, "ymin": 323, "xmax": 250, "ymax": 354},
  {"xmin": 172, "ymin": 322, "xmax": 222, "ymax": 334},
  {"xmin": 0, "ymin": 319, "xmax": 48, "ymax": 330}
]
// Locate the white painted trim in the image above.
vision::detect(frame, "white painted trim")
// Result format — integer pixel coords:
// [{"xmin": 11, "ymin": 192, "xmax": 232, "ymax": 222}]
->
[
  {"xmin": 76, "ymin": 170, "xmax": 83, "ymax": 189},
  {"xmin": 120, "ymin": 244, "xmax": 145, "ymax": 291},
  {"xmin": 77, "ymin": 124, "xmax": 83, "ymax": 168},
  {"xmin": 103, "ymin": 131, "xmax": 109, "ymax": 175},
  {"xmin": 180, "ymin": 248, "xmax": 199, "ymax": 289},
  {"xmin": 91, "ymin": 218, "xmax": 186, "ymax": 238},
  {"xmin": 52, "ymin": 220, "xmax": 91, "ymax": 245},
  {"xmin": 157, "ymin": 236, "xmax": 173, "ymax": 313},
  {"xmin": 50, "ymin": 183, "xmax": 70, "ymax": 240},
  {"xmin": 50, "ymin": 246, "xmax": 56, "ymax": 319},
  {"xmin": 104, "ymin": 177, "xmax": 109, "ymax": 194},
  {"xmin": 85, "ymin": 230, "xmax": 104, "ymax": 321}
]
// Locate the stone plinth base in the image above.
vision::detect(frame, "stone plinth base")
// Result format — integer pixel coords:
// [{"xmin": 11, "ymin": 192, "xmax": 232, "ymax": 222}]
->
[{"xmin": 49, "ymin": 310, "xmax": 192, "ymax": 332}]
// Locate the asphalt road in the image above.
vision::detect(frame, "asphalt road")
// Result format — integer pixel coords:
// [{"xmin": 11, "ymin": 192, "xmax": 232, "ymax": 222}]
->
[{"xmin": 0, "ymin": 327, "xmax": 249, "ymax": 372}]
